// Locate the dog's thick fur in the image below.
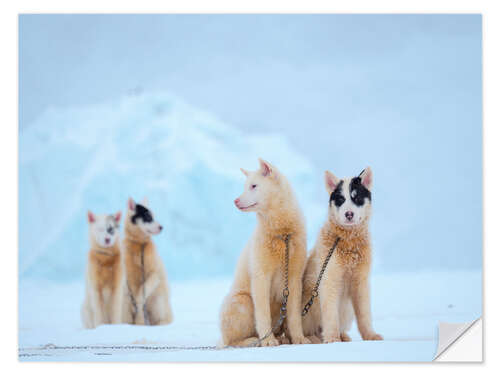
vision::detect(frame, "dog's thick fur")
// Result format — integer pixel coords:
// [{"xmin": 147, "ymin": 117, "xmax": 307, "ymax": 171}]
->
[
  {"xmin": 219, "ymin": 159, "xmax": 310, "ymax": 347},
  {"xmin": 302, "ymin": 168, "xmax": 383, "ymax": 343},
  {"xmin": 81, "ymin": 212, "xmax": 123, "ymax": 329},
  {"xmin": 122, "ymin": 198, "xmax": 173, "ymax": 326}
]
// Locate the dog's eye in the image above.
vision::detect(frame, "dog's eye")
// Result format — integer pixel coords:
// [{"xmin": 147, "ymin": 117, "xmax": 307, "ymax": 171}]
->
[
  {"xmin": 351, "ymin": 190, "xmax": 365, "ymax": 205},
  {"xmin": 251, "ymin": 184, "xmax": 257, "ymax": 189},
  {"xmin": 107, "ymin": 226, "xmax": 114, "ymax": 235},
  {"xmin": 354, "ymin": 196, "xmax": 364, "ymax": 205},
  {"xmin": 334, "ymin": 195, "xmax": 346, "ymax": 207}
]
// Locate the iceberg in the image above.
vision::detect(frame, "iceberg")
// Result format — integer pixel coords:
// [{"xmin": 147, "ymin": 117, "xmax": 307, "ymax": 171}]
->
[{"xmin": 19, "ymin": 92, "xmax": 322, "ymax": 281}]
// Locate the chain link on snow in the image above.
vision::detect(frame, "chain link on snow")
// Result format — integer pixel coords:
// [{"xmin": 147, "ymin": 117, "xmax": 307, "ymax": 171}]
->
[{"xmin": 19, "ymin": 344, "xmax": 219, "ymax": 356}]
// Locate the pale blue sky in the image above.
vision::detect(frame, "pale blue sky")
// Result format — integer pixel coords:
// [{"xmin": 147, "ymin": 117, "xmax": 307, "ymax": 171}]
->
[{"xmin": 19, "ymin": 15, "xmax": 481, "ymax": 169}]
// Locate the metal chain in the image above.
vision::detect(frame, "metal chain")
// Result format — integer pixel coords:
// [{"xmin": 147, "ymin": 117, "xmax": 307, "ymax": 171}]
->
[
  {"xmin": 124, "ymin": 241, "xmax": 149, "ymax": 325},
  {"xmin": 252, "ymin": 233, "xmax": 290, "ymax": 347},
  {"xmin": 126, "ymin": 281, "xmax": 138, "ymax": 321},
  {"xmin": 302, "ymin": 237, "xmax": 340, "ymax": 316},
  {"xmin": 19, "ymin": 344, "xmax": 219, "ymax": 357},
  {"xmin": 140, "ymin": 244, "xmax": 151, "ymax": 325}
]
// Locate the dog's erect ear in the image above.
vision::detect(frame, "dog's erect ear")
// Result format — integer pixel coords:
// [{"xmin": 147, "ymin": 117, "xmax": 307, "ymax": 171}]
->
[
  {"xmin": 114, "ymin": 211, "xmax": 122, "ymax": 223},
  {"xmin": 258, "ymin": 158, "xmax": 273, "ymax": 177},
  {"xmin": 240, "ymin": 168, "xmax": 249, "ymax": 177},
  {"xmin": 128, "ymin": 197, "xmax": 136, "ymax": 211},
  {"xmin": 325, "ymin": 171, "xmax": 340, "ymax": 194},
  {"xmin": 87, "ymin": 210, "xmax": 96, "ymax": 223},
  {"xmin": 360, "ymin": 167, "xmax": 373, "ymax": 190},
  {"xmin": 141, "ymin": 197, "xmax": 149, "ymax": 207}
]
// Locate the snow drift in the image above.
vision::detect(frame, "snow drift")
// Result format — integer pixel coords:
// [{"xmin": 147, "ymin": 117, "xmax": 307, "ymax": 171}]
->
[{"xmin": 19, "ymin": 92, "xmax": 323, "ymax": 281}]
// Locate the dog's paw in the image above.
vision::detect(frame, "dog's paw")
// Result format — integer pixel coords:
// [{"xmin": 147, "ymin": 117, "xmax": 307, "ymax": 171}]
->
[
  {"xmin": 323, "ymin": 335, "xmax": 341, "ymax": 343},
  {"xmin": 260, "ymin": 335, "xmax": 280, "ymax": 347},
  {"xmin": 307, "ymin": 335, "xmax": 322, "ymax": 344},
  {"xmin": 292, "ymin": 335, "xmax": 311, "ymax": 345},
  {"xmin": 278, "ymin": 335, "xmax": 290, "ymax": 345},
  {"xmin": 340, "ymin": 332, "xmax": 352, "ymax": 342},
  {"xmin": 363, "ymin": 332, "xmax": 383, "ymax": 341}
]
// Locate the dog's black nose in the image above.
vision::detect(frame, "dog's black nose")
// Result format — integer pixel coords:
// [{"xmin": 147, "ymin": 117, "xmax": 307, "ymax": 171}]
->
[
  {"xmin": 345, "ymin": 211, "xmax": 354, "ymax": 221},
  {"xmin": 159, "ymin": 225, "xmax": 163, "ymax": 231}
]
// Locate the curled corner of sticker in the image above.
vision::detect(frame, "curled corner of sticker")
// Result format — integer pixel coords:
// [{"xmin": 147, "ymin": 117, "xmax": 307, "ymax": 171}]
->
[{"xmin": 434, "ymin": 317, "xmax": 482, "ymax": 362}]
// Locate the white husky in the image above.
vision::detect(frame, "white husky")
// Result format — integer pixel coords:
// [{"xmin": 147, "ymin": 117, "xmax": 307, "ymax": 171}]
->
[
  {"xmin": 219, "ymin": 159, "xmax": 310, "ymax": 347},
  {"xmin": 302, "ymin": 168, "xmax": 383, "ymax": 343},
  {"xmin": 81, "ymin": 211, "xmax": 123, "ymax": 329}
]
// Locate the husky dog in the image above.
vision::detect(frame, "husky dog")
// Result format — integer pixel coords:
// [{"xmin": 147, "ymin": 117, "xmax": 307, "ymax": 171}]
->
[
  {"xmin": 81, "ymin": 211, "xmax": 123, "ymax": 329},
  {"xmin": 122, "ymin": 197, "xmax": 173, "ymax": 326},
  {"xmin": 219, "ymin": 159, "xmax": 310, "ymax": 347},
  {"xmin": 302, "ymin": 167, "xmax": 383, "ymax": 343}
]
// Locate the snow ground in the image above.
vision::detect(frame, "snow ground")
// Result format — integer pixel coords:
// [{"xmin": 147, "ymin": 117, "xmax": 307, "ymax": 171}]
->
[{"xmin": 19, "ymin": 270, "xmax": 481, "ymax": 362}]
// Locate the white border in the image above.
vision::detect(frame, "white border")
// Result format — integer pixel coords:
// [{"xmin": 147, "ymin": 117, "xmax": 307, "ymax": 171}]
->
[{"xmin": 2, "ymin": 0, "xmax": 498, "ymax": 373}]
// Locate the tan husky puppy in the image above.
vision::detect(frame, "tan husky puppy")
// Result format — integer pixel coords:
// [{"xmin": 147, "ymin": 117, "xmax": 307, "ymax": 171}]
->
[
  {"xmin": 81, "ymin": 211, "xmax": 123, "ymax": 329},
  {"xmin": 219, "ymin": 159, "xmax": 310, "ymax": 347},
  {"xmin": 122, "ymin": 197, "xmax": 173, "ymax": 326},
  {"xmin": 302, "ymin": 168, "xmax": 383, "ymax": 343}
]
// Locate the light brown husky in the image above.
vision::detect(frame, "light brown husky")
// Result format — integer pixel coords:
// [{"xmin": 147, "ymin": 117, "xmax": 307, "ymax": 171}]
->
[
  {"xmin": 122, "ymin": 198, "xmax": 173, "ymax": 326},
  {"xmin": 219, "ymin": 159, "xmax": 310, "ymax": 347}
]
